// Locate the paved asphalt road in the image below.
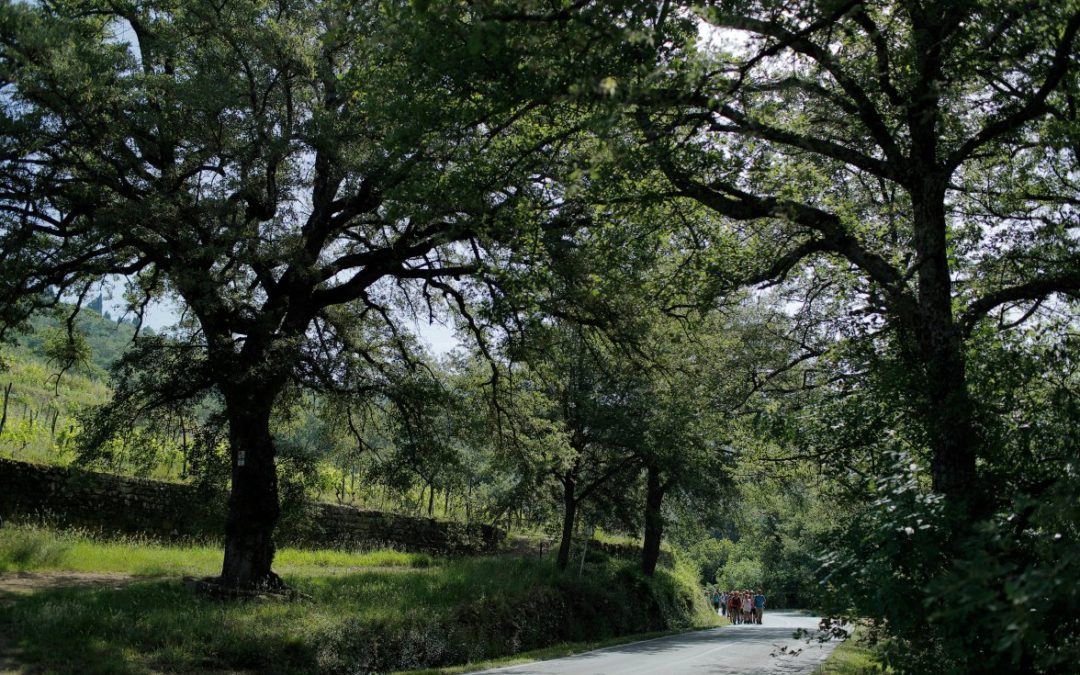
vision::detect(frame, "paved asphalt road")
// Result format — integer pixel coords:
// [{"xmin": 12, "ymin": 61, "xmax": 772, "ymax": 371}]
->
[{"xmin": 469, "ymin": 611, "xmax": 842, "ymax": 675}]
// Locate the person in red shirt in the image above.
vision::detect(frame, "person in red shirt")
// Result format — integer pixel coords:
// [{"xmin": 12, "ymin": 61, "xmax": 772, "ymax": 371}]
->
[{"xmin": 728, "ymin": 591, "xmax": 742, "ymax": 624}]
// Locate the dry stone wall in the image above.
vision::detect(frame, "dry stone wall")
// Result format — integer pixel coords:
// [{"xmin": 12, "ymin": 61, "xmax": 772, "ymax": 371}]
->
[
  {"xmin": 0, "ymin": 457, "xmax": 217, "ymax": 537},
  {"xmin": 0, "ymin": 458, "xmax": 504, "ymax": 555}
]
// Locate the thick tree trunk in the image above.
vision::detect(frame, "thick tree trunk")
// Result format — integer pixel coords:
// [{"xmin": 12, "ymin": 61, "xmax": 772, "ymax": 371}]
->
[
  {"xmin": 921, "ymin": 337, "xmax": 976, "ymax": 499},
  {"xmin": 557, "ymin": 476, "xmax": 577, "ymax": 571},
  {"xmin": 219, "ymin": 389, "xmax": 282, "ymax": 589},
  {"xmin": 641, "ymin": 463, "xmax": 665, "ymax": 577},
  {"xmin": 911, "ymin": 184, "xmax": 978, "ymax": 507}
]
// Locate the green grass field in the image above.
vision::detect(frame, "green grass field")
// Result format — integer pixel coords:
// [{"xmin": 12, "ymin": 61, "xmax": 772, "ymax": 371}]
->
[{"xmin": 0, "ymin": 524, "xmax": 716, "ymax": 674}]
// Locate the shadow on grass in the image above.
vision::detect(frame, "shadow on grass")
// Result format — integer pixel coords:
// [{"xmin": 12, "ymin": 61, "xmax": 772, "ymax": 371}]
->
[
  {"xmin": 2, "ymin": 579, "xmax": 323, "ymax": 674},
  {"xmin": 0, "ymin": 564, "xmax": 544, "ymax": 674},
  {"xmin": 0, "ymin": 557, "xmax": 705, "ymax": 674}
]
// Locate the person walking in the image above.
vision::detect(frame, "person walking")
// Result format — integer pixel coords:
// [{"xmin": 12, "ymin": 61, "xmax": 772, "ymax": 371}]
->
[
  {"xmin": 728, "ymin": 591, "xmax": 741, "ymax": 624},
  {"xmin": 753, "ymin": 591, "xmax": 766, "ymax": 624}
]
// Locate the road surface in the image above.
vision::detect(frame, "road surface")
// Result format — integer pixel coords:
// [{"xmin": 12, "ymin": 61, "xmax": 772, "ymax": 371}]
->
[{"xmin": 469, "ymin": 611, "xmax": 842, "ymax": 675}]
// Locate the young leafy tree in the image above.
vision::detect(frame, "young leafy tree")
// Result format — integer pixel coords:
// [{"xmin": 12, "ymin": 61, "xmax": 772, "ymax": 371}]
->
[
  {"xmin": 505, "ymin": 322, "xmax": 646, "ymax": 570},
  {"xmin": 0, "ymin": 0, "xmax": 566, "ymax": 588},
  {"xmin": 632, "ymin": 310, "xmax": 779, "ymax": 576}
]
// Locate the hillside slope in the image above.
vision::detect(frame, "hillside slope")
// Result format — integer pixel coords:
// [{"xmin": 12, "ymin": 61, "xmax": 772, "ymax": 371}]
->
[
  {"xmin": 1, "ymin": 306, "xmax": 132, "ymax": 466},
  {"xmin": 15, "ymin": 304, "xmax": 139, "ymax": 375}
]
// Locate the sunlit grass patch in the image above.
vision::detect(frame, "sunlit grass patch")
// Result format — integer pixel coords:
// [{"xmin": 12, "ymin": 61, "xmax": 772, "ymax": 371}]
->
[
  {"xmin": 0, "ymin": 523, "xmax": 434, "ymax": 576},
  {"xmin": 0, "ymin": 524, "xmax": 223, "ymax": 576},
  {"xmin": 277, "ymin": 547, "xmax": 434, "ymax": 571},
  {"xmin": 814, "ymin": 625, "xmax": 891, "ymax": 674}
]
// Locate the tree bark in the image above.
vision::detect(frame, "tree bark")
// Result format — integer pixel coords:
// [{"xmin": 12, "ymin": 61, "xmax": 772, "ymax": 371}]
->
[
  {"xmin": 180, "ymin": 416, "xmax": 189, "ymax": 479},
  {"xmin": 219, "ymin": 387, "xmax": 282, "ymax": 589},
  {"xmin": 465, "ymin": 482, "xmax": 472, "ymax": 522},
  {"xmin": 557, "ymin": 475, "xmax": 577, "ymax": 571},
  {"xmin": 641, "ymin": 462, "xmax": 666, "ymax": 577},
  {"xmin": 0, "ymin": 382, "xmax": 11, "ymax": 437},
  {"xmin": 910, "ymin": 181, "xmax": 978, "ymax": 506},
  {"xmin": 904, "ymin": 14, "xmax": 981, "ymax": 509}
]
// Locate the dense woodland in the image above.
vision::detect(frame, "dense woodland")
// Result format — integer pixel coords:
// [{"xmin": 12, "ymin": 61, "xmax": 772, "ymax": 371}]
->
[{"xmin": 1, "ymin": 1, "xmax": 1078, "ymax": 673}]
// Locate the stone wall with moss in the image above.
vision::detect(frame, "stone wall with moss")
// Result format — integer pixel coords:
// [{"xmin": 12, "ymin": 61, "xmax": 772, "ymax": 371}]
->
[{"xmin": 0, "ymin": 458, "xmax": 504, "ymax": 554}]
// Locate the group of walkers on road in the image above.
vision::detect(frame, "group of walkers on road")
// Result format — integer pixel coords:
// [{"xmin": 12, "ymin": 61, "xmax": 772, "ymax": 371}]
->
[{"xmin": 709, "ymin": 589, "xmax": 765, "ymax": 625}]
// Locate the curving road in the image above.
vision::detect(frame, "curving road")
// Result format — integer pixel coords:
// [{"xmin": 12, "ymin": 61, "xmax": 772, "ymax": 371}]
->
[{"xmin": 469, "ymin": 611, "xmax": 842, "ymax": 675}]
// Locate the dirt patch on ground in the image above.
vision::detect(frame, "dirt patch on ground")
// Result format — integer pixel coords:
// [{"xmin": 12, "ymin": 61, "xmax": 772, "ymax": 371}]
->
[
  {"xmin": 0, "ymin": 571, "xmax": 155, "ymax": 673},
  {"xmin": 0, "ymin": 571, "xmax": 152, "ymax": 599}
]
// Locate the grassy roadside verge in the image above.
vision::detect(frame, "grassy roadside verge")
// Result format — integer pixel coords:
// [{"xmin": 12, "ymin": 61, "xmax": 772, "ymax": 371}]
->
[
  {"xmin": 0, "ymin": 524, "xmax": 718, "ymax": 674},
  {"xmin": 813, "ymin": 625, "xmax": 890, "ymax": 674}
]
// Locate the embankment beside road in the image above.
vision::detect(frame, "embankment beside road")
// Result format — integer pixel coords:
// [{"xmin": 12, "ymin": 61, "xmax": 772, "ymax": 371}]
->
[{"xmin": 0, "ymin": 524, "xmax": 710, "ymax": 674}]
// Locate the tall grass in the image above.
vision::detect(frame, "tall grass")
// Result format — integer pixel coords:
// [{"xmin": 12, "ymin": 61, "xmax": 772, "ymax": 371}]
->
[
  {"xmin": 0, "ymin": 524, "xmax": 73, "ymax": 571},
  {"xmin": 0, "ymin": 523, "xmax": 433, "ymax": 576}
]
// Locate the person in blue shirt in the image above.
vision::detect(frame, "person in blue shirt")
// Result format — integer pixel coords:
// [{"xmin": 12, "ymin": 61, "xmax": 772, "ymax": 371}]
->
[{"xmin": 753, "ymin": 591, "xmax": 766, "ymax": 624}]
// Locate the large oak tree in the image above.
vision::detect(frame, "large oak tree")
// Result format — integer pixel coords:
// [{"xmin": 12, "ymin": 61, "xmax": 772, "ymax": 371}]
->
[{"xmin": 0, "ymin": 0, "xmax": 568, "ymax": 588}]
